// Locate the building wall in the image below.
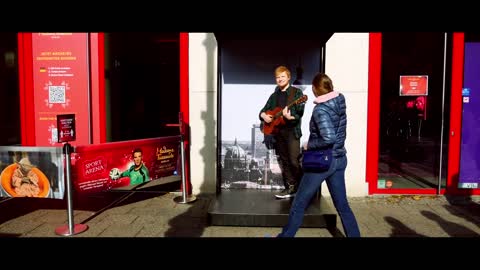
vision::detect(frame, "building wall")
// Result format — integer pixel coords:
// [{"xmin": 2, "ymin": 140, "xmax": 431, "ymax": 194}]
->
[
  {"xmin": 188, "ymin": 33, "xmax": 218, "ymax": 194},
  {"xmin": 324, "ymin": 33, "xmax": 370, "ymax": 197}
]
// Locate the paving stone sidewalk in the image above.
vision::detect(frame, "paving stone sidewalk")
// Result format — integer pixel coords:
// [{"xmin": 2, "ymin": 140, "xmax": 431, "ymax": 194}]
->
[{"xmin": 0, "ymin": 192, "xmax": 479, "ymax": 237}]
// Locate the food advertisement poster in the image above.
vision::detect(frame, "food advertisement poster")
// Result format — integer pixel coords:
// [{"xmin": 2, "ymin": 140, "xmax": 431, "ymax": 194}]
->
[
  {"xmin": 31, "ymin": 33, "xmax": 90, "ymax": 146},
  {"xmin": 72, "ymin": 136, "xmax": 180, "ymax": 193},
  {"xmin": 0, "ymin": 146, "xmax": 64, "ymax": 199}
]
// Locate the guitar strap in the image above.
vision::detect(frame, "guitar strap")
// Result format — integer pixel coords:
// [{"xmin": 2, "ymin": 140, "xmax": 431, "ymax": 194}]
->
[{"xmin": 287, "ymin": 86, "xmax": 296, "ymax": 105}]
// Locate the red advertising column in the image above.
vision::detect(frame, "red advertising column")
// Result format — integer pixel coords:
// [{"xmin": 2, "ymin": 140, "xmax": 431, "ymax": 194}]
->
[
  {"xmin": 19, "ymin": 33, "xmax": 100, "ymax": 147},
  {"xmin": 31, "ymin": 33, "xmax": 91, "ymax": 146},
  {"xmin": 180, "ymin": 32, "xmax": 191, "ymax": 195},
  {"xmin": 88, "ymin": 33, "xmax": 106, "ymax": 144}
]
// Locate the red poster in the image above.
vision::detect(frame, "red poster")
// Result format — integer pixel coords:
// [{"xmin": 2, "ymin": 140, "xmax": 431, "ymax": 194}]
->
[
  {"xmin": 72, "ymin": 137, "xmax": 180, "ymax": 193},
  {"xmin": 31, "ymin": 33, "xmax": 90, "ymax": 146},
  {"xmin": 399, "ymin": 75, "xmax": 428, "ymax": 96}
]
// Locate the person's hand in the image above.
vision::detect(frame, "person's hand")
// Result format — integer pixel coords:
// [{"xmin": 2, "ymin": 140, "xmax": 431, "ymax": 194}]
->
[
  {"xmin": 262, "ymin": 112, "xmax": 273, "ymax": 123},
  {"xmin": 303, "ymin": 142, "xmax": 308, "ymax": 150},
  {"xmin": 282, "ymin": 106, "xmax": 294, "ymax": 120}
]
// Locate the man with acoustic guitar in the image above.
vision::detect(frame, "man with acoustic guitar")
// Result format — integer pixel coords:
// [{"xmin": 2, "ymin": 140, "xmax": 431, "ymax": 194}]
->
[{"xmin": 259, "ymin": 65, "xmax": 306, "ymax": 199}]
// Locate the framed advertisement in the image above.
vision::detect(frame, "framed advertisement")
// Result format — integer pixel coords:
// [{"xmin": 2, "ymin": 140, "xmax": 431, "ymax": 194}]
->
[
  {"xmin": 72, "ymin": 136, "xmax": 180, "ymax": 193},
  {"xmin": 0, "ymin": 146, "xmax": 64, "ymax": 199}
]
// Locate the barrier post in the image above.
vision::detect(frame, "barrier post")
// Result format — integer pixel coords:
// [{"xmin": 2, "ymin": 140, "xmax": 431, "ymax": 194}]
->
[
  {"xmin": 55, "ymin": 142, "xmax": 88, "ymax": 236},
  {"xmin": 54, "ymin": 114, "xmax": 88, "ymax": 236},
  {"xmin": 173, "ymin": 112, "xmax": 196, "ymax": 204}
]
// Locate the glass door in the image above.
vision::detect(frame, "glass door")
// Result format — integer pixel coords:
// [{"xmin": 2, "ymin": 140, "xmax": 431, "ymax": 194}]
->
[
  {"xmin": 377, "ymin": 32, "xmax": 452, "ymax": 191},
  {"xmin": 0, "ymin": 32, "xmax": 20, "ymax": 145}
]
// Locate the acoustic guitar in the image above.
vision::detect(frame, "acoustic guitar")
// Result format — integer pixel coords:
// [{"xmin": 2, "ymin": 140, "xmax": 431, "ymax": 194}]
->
[{"xmin": 261, "ymin": 95, "xmax": 308, "ymax": 135}]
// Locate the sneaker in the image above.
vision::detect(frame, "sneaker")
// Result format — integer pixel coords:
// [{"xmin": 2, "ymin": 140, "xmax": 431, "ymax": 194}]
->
[{"xmin": 275, "ymin": 186, "xmax": 296, "ymax": 199}]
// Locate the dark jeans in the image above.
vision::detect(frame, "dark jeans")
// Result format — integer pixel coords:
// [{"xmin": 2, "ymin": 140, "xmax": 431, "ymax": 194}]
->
[
  {"xmin": 278, "ymin": 155, "xmax": 361, "ymax": 237},
  {"xmin": 274, "ymin": 128, "xmax": 302, "ymax": 189}
]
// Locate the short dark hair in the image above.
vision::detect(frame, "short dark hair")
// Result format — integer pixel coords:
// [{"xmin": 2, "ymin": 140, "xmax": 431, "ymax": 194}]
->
[{"xmin": 132, "ymin": 148, "xmax": 142, "ymax": 156}]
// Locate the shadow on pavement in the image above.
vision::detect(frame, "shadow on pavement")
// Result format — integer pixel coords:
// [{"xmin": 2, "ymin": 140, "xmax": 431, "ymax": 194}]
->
[
  {"xmin": 384, "ymin": 216, "xmax": 426, "ymax": 237},
  {"xmin": 0, "ymin": 233, "xmax": 22, "ymax": 237},
  {"xmin": 0, "ymin": 179, "xmax": 181, "ymax": 227},
  {"xmin": 327, "ymin": 226, "xmax": 345, "ymax": 237},
  {"xmin": 164, "ymin": 194, "xmax": 211, "ymax": 237},
  {"xmin": 443, "ymin": 203, "xmax": 480, "ymax": 229},
  {"xmin": 421, "ymin": 210, "xmax": 479, "ymax": 237}
]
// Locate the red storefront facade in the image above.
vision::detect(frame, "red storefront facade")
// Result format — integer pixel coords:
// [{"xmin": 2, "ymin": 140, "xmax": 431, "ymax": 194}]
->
[{"xmin": 1, "ymin": 32, "xmax": 478, "ymax": 196}]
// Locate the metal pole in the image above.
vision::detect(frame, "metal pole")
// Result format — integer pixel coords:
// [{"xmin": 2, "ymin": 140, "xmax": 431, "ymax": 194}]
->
[
  {"xmin": 55, "ymin": 143, "xmax": 88, "ymax": 236},
  {"xmin": 180, "ymin": 135, "xmax": 187, "ymax": 202},
  {"xmin": 174, "ymin": 135, "xmax": 196, "ymax": 204},
  {"xmin": 65, "ymin": 143, "xmax": 74, "ymax": 233},
  {"xmin": 437, "ymin": 32, "xmax": 448, "ymax": 195},
  {"xmin": 264, "ymin": 150, "xmax": 269, "ymax": 186}
]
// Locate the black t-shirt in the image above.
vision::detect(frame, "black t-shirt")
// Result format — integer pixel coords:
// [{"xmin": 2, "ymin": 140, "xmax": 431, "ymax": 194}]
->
[
  {"xmin": 276, "ymin": 90, "xmax": 295, "ymax": 131},
  {"xmin": 277, "ymin": 90, "xmax": 288, "ymax": 108}
]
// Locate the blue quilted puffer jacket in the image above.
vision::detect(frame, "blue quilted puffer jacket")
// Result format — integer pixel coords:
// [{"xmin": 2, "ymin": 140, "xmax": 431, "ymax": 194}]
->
[{"xmin": 306, "ymin": 91, "xmax": 347, "ymax": 157}]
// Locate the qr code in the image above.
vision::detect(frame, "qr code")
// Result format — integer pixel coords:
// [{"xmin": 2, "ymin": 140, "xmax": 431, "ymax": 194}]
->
[
  {"xmin": 51, "ymin": 127, "xmax": 58, "ymax": 143},
  {"xmin": 48, "ymin": 86, "xmax": 66, "ymax": 104}
]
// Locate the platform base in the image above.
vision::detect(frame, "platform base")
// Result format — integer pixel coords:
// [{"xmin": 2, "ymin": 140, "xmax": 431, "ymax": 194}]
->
[{"xmin": 208, "ymin": 189, "xmax": 337, "ymax": 228}]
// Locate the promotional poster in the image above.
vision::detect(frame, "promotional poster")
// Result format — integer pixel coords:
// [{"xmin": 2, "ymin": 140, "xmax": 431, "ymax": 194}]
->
[
  {"xmin": 0, "ymin": 146, "xmax": 65, "ymax": 199},
  {"xmin": 399, "ymin": 75, "xmax": 428, "ymax": 96},
  {"xmin": 72, "ymin": 136, "xmax": 180, "ymax": 193},
  {"xmin": 57, "ymin": 114, "xmax": 76, "ymax": 143}
]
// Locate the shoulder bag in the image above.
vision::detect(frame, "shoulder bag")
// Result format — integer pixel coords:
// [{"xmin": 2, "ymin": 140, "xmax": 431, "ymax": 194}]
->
[{"xmin": 301, "ymin": 112, "xmax": 341, "ymax": 172}]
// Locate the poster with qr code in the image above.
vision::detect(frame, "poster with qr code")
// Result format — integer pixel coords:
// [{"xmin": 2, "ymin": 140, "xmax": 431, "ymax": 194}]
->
[{"xmin": 31, "ymin": 33, "xmax": 90, "ymax": 146}]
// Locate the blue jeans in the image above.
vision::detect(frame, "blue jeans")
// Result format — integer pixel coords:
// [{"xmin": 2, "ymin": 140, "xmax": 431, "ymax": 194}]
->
[{"xmin": 277, "ymin": 155, "xmax": 361, "ymax": 237}]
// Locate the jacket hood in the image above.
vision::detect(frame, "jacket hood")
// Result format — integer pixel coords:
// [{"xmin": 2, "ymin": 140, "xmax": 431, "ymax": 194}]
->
[
  {"xmin": 313, "ymin": 91, "xmax": 344, "ymax": 115},
  {"xmin": 313, "ymin": 91, "xmax": 339, "ymax": 104}
]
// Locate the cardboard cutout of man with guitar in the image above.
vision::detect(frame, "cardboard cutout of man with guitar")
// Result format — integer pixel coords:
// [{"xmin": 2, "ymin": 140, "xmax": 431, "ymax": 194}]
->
[{"xmin": 259, "ymin": 66, "xmax": 307, "ymax": 199}]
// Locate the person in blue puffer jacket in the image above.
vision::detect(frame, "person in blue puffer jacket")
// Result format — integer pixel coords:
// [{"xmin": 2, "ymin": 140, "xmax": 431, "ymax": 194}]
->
[{"xmin": 277, "ymin": 73, "xmax": 360, "ymax": 237}]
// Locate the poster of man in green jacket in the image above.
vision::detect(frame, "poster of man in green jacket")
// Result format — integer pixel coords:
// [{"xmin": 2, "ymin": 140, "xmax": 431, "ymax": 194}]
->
[{"xmin": 120, "ymin": 148, "xmax": 150, "ymax": 185}]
